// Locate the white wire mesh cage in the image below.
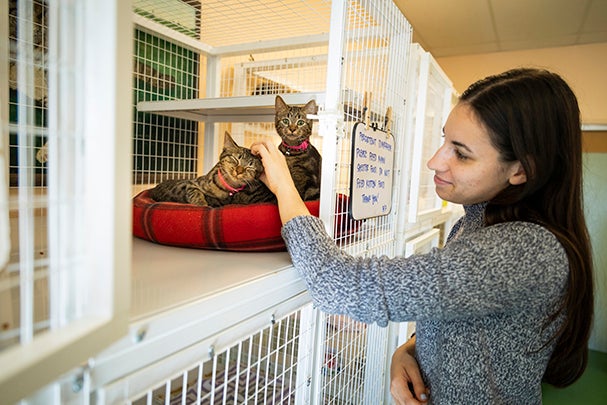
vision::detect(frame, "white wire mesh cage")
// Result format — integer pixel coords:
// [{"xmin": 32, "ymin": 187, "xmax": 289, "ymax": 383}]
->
[
  {"xmin": 3, "ymin": 0, "xmax": 51, "ymax": 350},
  {"xmin": 125, "ymin": 0, "xmax": 411, "ymax": 404},
  {"xmin": 116, "ymin": 306, "xmax": 313, "ymax": 405},
  {"xmin": 1, "ymin": 0, "xmax": 131, "ymax": 402},
  {"xmin": 405, "ymin": 44, "xmax": 454, "ymax": 224},
  {"xmin": 3, "ymin": 0, "xmax": 416, "ymax": 403}
]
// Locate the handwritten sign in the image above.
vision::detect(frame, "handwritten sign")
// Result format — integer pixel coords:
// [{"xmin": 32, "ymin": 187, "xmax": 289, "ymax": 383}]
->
[{"xmin": 349, "ymin": 122, "xmax": 395, "ymax": 220}]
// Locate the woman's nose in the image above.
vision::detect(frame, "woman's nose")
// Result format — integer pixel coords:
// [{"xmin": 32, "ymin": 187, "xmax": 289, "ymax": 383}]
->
[{"xmin": 427, "ymin": 145, "xmax": 446, "ymax": 171}]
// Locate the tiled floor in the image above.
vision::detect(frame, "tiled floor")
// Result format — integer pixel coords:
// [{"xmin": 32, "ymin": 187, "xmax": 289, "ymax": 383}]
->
[{"xmin": 542, "ymin": 349, "xmax": 607, "ymax": 404}]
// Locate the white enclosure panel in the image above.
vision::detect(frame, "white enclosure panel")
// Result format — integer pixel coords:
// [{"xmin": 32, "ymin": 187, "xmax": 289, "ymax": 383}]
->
[
  {"xmin": 404, "ymin": 228, "xmax": 440, "ymax": 257},
  {"xmin": 0, "ymin": 0, "xmax": 132, "ymax": 402},
  {"xmin": 0, "ymin": 0, "xmax": 8, "ymax": 270},
  {"xmin": 128, "ymin": 1, "xmax": 414, "ymax": 404},
  {"xmin": 5, "ymin": 0, "xmax": 420, "ymax": 403},
  {"xmin": 397, "ymin": 228, "xmax": 439, "ymax": 349},
  {"xmin": 97, "ymin": 303, "xmax": 316, "ymax": 404},
  {"xmin": 314, "ymin": 1, "xmax": 413, "ymax": 403},
  {"xmin": 406, "ymin": 44, "xmax": 454, "ymax": 224},
  {"xmin": 92, "ymin": 274, "xmax": 312, "ymax": 402}
]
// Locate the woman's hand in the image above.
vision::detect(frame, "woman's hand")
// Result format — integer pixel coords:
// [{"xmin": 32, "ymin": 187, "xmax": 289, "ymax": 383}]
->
[
  {"xmin": 390, "ymin": 337, "xmax": 429, "ymax": 405},
  {"xmin": 250, "ymin": 140, "xmax": 310, "ymax": 224},
  {"xmin": 250, "ymin": 140, "xmax": 294, "ymax": 196}
]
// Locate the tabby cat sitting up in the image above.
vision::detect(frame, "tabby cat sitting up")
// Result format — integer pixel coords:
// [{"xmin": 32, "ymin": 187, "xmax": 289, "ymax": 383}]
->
[{"xmin": 275, "ymin": 95, "xmax": 322, "ymax": 201}]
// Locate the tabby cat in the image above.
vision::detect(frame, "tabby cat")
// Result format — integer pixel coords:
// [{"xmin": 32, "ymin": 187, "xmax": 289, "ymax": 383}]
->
[
  {"xmin": 275, "ymin": 95, "xmax": 321, "ymax": 201},
  {"xmin": 148, "ymin": 132, "xmax": 275, "ymax": 207}
]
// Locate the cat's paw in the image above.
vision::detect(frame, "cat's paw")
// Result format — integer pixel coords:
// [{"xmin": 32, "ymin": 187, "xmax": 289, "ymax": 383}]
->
[
  {"xmin": 186, "ymin": 192, "xmax": 209, "ymax": 206},
  {"xmin": 303, "ymin": 188, "xmax": 320, "ymax": 201}
]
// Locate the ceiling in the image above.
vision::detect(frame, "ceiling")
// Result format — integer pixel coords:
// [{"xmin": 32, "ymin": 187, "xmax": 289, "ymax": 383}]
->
[{"xmin": 393, "ymin": 0, "xmax": 607, "ymax": 58}]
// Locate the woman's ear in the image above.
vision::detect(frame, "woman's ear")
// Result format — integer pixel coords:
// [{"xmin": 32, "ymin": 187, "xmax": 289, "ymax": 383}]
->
[{"xmin": 508, "ymin": 161, "xmax": 527, "ymax": 185}]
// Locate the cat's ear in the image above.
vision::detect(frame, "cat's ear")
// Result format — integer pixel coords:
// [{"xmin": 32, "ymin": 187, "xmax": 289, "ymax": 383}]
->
[
  {"xmin": 302, "ymin": 99, "xmax": 318, "ymax": 115},
  {"xmin": 275, "ymin": 95, "xmax": 288, "ymax": 114},
  {"xmin": 223, "ymin": 131, "xmax": 238, "ymax": 148}
]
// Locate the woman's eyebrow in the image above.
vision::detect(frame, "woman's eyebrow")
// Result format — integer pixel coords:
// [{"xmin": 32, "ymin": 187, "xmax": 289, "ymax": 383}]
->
[
  {"xmin": 452, "ymin": 140, "xmax": 473, "ymax": 153},
  {"xmin": 443, "ymin": 126, "xmax": 473, "ymax": 153}
]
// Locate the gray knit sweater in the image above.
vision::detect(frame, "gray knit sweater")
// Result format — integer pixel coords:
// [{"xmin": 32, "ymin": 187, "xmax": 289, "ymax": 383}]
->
[{"xmin": 281, "ymin": 203, "xmax": 568, "ymax": 404}]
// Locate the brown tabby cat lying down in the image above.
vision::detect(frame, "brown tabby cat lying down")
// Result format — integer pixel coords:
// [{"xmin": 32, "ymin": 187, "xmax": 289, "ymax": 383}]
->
[
  {"xmin": 148, "ymin": 132, "xmax": 275, "ymax": 207},
  {"xmin": 275, "ymin": 95, "xmax": 321, "ymax": 201}
]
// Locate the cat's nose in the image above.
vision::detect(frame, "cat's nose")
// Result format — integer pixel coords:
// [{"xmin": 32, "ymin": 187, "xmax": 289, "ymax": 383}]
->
[{"xmin": 236, "ymin": 166, "xmax": 245, "ymax": 175}]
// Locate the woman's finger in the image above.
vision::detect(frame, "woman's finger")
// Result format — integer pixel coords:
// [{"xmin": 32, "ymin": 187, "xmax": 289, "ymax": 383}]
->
[
  {"xmin": 409, "ymin": 368, "xmax": 429, "ymax": 403},
  {"xmin": 250, "ymin": 141, "xmax": 270, "ymax": 156}
]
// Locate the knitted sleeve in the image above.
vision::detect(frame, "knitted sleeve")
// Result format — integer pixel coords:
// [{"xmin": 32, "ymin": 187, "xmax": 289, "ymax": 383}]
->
[{"xmin": 281, "ymin": 215, "xmax": 568, "ymax": 327}]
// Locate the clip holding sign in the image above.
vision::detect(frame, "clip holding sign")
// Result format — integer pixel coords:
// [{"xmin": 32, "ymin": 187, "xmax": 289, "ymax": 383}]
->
[
  {"xmin": 384, "ymin": 106, "xmax": 393, "ymax": 135},
  {"xmin": 363, "ymin": 91, "xmax": 372, "ymax": 130}
]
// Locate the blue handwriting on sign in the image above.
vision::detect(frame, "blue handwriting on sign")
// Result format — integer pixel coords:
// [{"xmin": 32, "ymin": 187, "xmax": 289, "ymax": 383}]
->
[
  {"xmin": 355, "ymin": 147, "xmax": 367, "ymax": 158},
  {"xmin": 378, "ymin": 139, "xmax": 392, "ymax": 151},
  {"xmin": 361, "ymin": 193, "xmax": 379, "ymax": 205},
  {"xmin": 359, "ymin": 132, "xmax": 377, "ymax": 145},
  {"xmin": 357, "ymin": 163, "xmax": 369, "ymax": 172}
]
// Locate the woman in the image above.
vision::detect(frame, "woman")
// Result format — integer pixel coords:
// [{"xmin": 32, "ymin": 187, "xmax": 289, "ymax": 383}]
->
[{"xmin": 251, "ymin": 68, "xmax": 594, "ymax": 404}]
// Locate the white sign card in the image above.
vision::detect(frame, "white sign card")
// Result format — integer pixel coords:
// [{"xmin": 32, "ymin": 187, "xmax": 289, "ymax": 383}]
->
[{"xmin": 349, "ymin": 122, "xmax": 395, "ymax": 220}]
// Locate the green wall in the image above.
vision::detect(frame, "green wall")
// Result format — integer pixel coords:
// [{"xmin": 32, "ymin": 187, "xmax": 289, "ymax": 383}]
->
[{"xmin": 584, "ymin": 153, "xmax": 607, "ymax": 352}]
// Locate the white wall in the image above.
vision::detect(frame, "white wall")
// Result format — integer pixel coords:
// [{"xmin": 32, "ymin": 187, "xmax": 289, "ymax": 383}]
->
[{"xmin": 436, "ymin": 43, "xmax": 607, "ymax": 126}]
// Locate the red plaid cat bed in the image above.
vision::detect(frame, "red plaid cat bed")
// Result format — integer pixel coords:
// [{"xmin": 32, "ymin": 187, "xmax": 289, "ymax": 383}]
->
[{"xmin": 133, "ymin": 190, "xmax": 358, "ymax": 252}]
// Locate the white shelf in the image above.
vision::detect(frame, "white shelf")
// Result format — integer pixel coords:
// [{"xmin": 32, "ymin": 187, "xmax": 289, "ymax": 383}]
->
[
  {"xmin": 91, "ymin": 238, "xmax": 308, "ymax": 391},
  {"xmin": 137, "ymin": 92, "xmax": 326, "ymax": 122},
  {"xmin": 130, "ymin": 237, "xmax": 295, "ymax": 320}
]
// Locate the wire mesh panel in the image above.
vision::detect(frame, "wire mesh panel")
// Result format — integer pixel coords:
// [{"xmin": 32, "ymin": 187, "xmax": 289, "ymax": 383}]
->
[
  {"xmin": 1, "ymin": 0, "xmax": 131, "ymax": 402},
  {"xmin": 320, "ymin": 0, "xmax": 412, "ymax": 259},
  {"xmin": 2, "ymin": 0, "xmax": 50, "ymax": 352},
  {"xmin": 406, "ymin": 44, "xmax": 453, "ymax": 224},
  {"xmin": 105, "ymin": 1, "xmax": 410, "ymax": 404},
  {"xmin": 320, "ymin": 314, "xmax": 368, "ymax": 404},
  {"xmin": 314, "ymin": 1, "xmax": 412, "ymax": 402},
  {"xmin": 132, "ymin": 26, "xmax": 200, "ymax": 194},
  {"xmin": 216, "ymin": 51, "xmax": 328, "ymax": 166},
  {"xmin": 122, "ymin": 306, "xmax": 312, "ymax": 405}
]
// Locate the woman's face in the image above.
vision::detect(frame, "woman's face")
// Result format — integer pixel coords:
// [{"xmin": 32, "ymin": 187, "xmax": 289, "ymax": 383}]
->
[{"xmin": 427, "ymin": 103, "xmax": 525, "ymax": 205}]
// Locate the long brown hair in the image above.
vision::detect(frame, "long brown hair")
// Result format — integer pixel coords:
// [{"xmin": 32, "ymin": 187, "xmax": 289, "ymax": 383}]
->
[{"xmin": 460, "ymin": 68, "xmax": 594, "ymax": 387}]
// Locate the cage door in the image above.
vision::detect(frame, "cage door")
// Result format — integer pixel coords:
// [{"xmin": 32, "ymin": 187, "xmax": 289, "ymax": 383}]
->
[
  {"xmin": 0, "ymin": 1, "xmax": 132, "ymax": 402},
  {"xmin": 0, "ymin": 0, "xmax": 8, "ymax": 270},
  {"xmin": 407, "ymin": 46, "xmax": 453, "ymax": 224}
]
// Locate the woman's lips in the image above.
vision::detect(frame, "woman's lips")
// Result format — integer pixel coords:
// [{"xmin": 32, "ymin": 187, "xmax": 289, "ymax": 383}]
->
[{"xmin": 433, "ymin": 175, "xmax": 451, "ymax": 186}]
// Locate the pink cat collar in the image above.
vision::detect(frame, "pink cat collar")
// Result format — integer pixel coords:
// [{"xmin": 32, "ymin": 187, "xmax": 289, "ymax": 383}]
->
[
  {"xmin": 217, "ymin": 169, "xmax": 246, "ymax": 195},
  {"xmin": 281, "ymin": 140, "xmax": 309, "ymax": 152}
]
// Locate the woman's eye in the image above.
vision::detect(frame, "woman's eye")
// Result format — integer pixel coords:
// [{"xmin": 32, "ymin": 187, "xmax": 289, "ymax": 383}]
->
[
  {"xmin": 297, "ymin": 119, "xmax": 305, "ymax": 126},
  {"xmin": 282, "ymin": 118, "xmax": 289, "ymax": 125},
  {"xmin": 455, "ymin": 149, "xmax": 468, "ymax": 161}
]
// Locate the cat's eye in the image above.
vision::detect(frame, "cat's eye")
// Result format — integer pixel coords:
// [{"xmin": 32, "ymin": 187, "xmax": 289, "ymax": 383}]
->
[
  {"xmin": 281, "ymin": 118, "xmax": 289, "ymax": 125},
  {"xmin": 297, "ymin": 119, "xmax": 305, "ymax": 126}
]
